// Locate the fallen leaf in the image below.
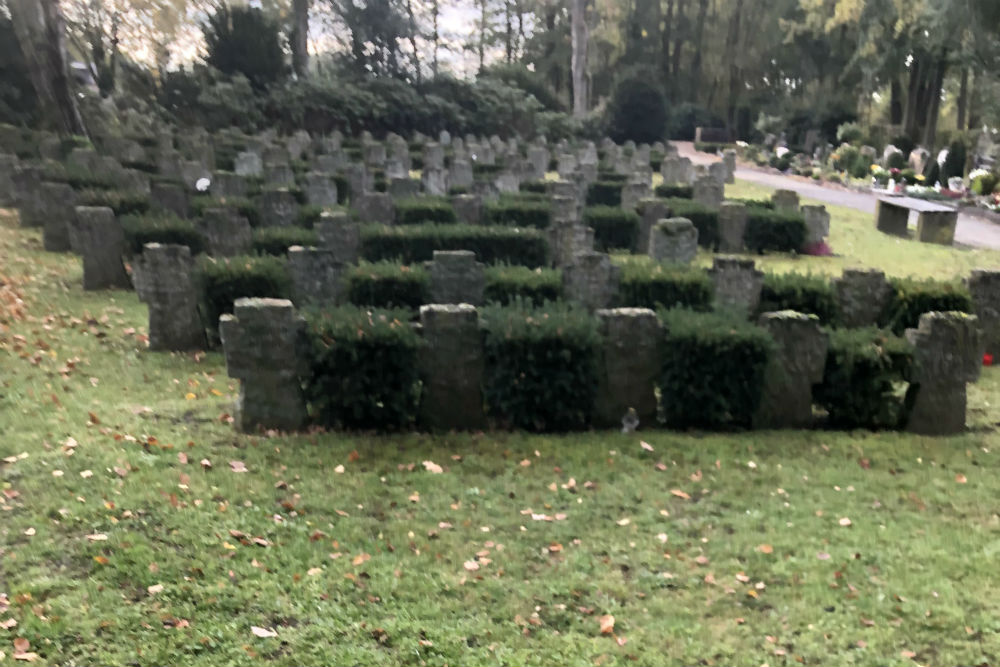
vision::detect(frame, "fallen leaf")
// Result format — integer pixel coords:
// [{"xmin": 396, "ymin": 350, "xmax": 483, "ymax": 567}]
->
[
  {"xmin": 93, "ymin": 556, "xmax": 109, "ymax": 565},
  {"xmin": 334, "ymin": 464, "xmax": 345, "ymax": 474},
  {"xmin": 547, "ymin": 542, "xmax": 563, "ymax": 553},
  {"xmin": 615, "ymin": 518, "xmax": 631, "ymax": 526},
  {"xmin": 955, "ymin": 473, "xmax": 967, "ymax": 484},
  {"xmin": 229, "ymin": 461, "xmax": 247, "ymax": 473},
  {"xmin": 251, "ymin": 626, "xmax": 277, "ymax": 638},
  {"xmin": 670, "ymin": 489, "xmax": 690, "ymax": 500},
  {"xmin": 408, "ymin": 492, "xmax": 420, "ymax": 503},
  {"xmin": 598, "ymin": 614, "xmax": 615, "ymax": 635},
  {"xmin": 616, "ymin": 636, "xmax": 627, "ymax": 646},
  {"xmin": 23, "ymin": 528, "xmax": 34, "ymax": 537},
  {"xmin": 817, "ymin": 552, "xmax": 831, "ymax": 560},
  {"xmin": 839, "ymin": 517, "xmax": 852, "ymax": 527},
  {"xmin": 901, "ymin": 650, "xmax": 916, "ymax": 659},
  {"xmin": 0, "ymin": 619, "xmax": 16, "ymax": 630},
  {"xmin": 463, "ymin": 560, "xmax": 480, "ymax": 571},
  {"xmin": 85, "ymin": 533, "xmax": 108, "ymax": 542},
  {"xmin": 177, "ymin": 453, "xmax": 188, "ymax": 465},
  {"xmin": 147, "ymin": 584, "xmax": 164, "ymax": 596},
  {"xmin": 640, "ymin": 441, "xmax": 654, "ymax": 452},
  {"xmin": 12, "ymin": 652, "xmax": 37, "ymax": 662},
  {"xmin": 200, "ymin": 458, "xmax": 212, "ymax": 469},
  {"xmin": 758, "ymin": 544, "xmax": 773, "ymax": 554},
  {"xmin": 352, "ymin": 552, "xmax": 371, "ymax": 566},
  {"xmin": 307, "ymin": 567, "xmax": 322, "ymax": 576},
  {"xmin": 12, "ymin": 639, "xmax": 28, "ymax": 653},
  {"xmin": 79, "ymin": 470, "xmax": 93, "ymax": 479},
  {"xmin": 422, "ymin": 460, "xmax": 443, "ymax": 474}
]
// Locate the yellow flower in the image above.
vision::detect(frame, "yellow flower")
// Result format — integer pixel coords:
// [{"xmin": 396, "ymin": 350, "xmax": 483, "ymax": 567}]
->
[
  {"xmin": 915, "ymin": 174, "xmax": 925, "ymax": 181},
  {"xmin": 870, "ymin": 164, "xmax": 880, "ymax": 173}
]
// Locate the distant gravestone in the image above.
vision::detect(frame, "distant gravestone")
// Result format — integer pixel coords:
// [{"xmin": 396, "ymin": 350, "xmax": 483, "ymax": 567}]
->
[
  {"xmin": 801, "ymin": 205, "xmax": 830, "ymax": 248},
  {"xmin": 428, "ymin": 250, "xmax": 485, "ymax": 305},
  {"xmin": 40, "ymin": 182, "xmax": 76, "ymax": 252},
  {"xmin": 303, "ymin": 172, "xmax": 338, "ymax": 207},
  {"xmin": 71, "ymin": 207, "xmax": 131, "ymax": 290},
  {"xmin": 753, "ymin": 311, "xmax": 829, "ymax": 429},
  {"xmin": 132, "ymin": 243, "xmax": 205, "ymax": 351},
  {"xmin": 771, "ymin": 189, "xmax": 800, "ymax": 212},
  {"xmin": 594, "ymin": 308, "xmax": 662, "ymax": 429},
  {"xmin": 717, "ymin": 202, "xmax": 748, "ymax": 253},
  {"xmin": 315, "ymin": 211, "xmax": 360, "ymax": 264},
  {"xmin": 198, "ymin": 208, "xmax": 252, "ymax": 257},
  {"xmin": 692, "ymin": 175, "xmax": 724, "ymax": 208},
  {"xmin": 649, "ymin": 218, "xmax": 698, "ymax": 265},
  {"xmin": 834, "ymin": 268, "xmax": 892, "ymax": 328},
  {"xmin": 418, "ymin": 304, "xmax": 485, "ymax": 430},
  {"xmin": 562, "ymin": 252, "xmax": 621, "ymax": 311},
  {"xmin": 287, "ymin": 246, "xmax": 345, "ymax": 306},
  {"xmin": 636, "ymin": 198, "xmax": 670, "ymax": 255},
  {"xmin": 709, "ymin": 256, "xmax": 763, "ymax": 315},
  {"xmin": 968, "ymin": 269, "xmax": 1000, "ymax": 357},
  {"xmin": 258, "ymin": 189, "xmax": 299, "ymax": 227}
]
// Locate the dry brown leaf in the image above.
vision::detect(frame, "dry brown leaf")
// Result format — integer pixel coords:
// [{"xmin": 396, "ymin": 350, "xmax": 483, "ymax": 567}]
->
[
  {"xmin": 758, "ymin": 544, "xmax": 773, "ymax": 554},
  {"xmin": 598, "ymin": 614, "xmax": 615, "ymax": 635},
  {"xmin": 955, "ymin": 473, "xmax": 967, "ymax": 484},
  {"xmin": 12, "ymin": 638, "xmax": 28, "ymax": 653},
  {"xmin": 640, "ymin": 441, "xmax": 654, "ymax": 452},
  {"xmin": 229, "ymin": 460, "xmax": 247, "ymax": 473},
  {"xmin": 422, "ymin": 460, "xmax": 443, "ymax": 474},
  {"xmin": 12, "ymin": 652, "xmax": 37, "ymax": 662},
  {"xmin": 463, "ymin": 560, "xmax": 480, "ymax": 571},
  {"xmin": 670, "ymin": 489, "xmax": 690, "ymax": 500},
  {"xmin": 352, "ymin": 552, "xmax": 371, "ymax": 566}
]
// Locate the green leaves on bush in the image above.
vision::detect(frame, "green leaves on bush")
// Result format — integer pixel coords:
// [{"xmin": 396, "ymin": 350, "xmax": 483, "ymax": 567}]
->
[
  {"xmin": 815, "ymin": 327, "xmax": 914, "ymax": 429},
  {"xmin": 483, "ymin": 265, "xmax": 562, "ymax": 306},
  {"xmin": 484, "ymin": 198, "xmax": 552, "ymax": 228},
  {"xmin": 482, "ymin": 301, "xmax": 599, "ymax": 431},
  {"xmin": 360, "ymin": 224, "xmax": 549, "ymax": 267},
  {"xmin": 659, "ymin": 309, "xmax": 773, "ymax": 429},
  {"xmin": 583, "ymin": 206, "xmax": 640, "ymax": 252},
  {"xmin": 586, "ymin": 181, "xmax": 624, "ymax": 207},
  {"xmin": 881, "ymin": 278, "xmax": 973, "ymax": 334},
  {"xmin": 654, "ymin": 184, "xmax": 693, "ymax": 199},
  {"xmin": 606, "ymin": 66, "xmax": 667, "ymax": 144},
  {"xmin": 121, "ymin": 214, "xmax": 204, "ymax": 257},
  {"xmin": 394, "ymin": 197, "xmax": 457, "ymax": 225},
  {"xmin": 77, "ymin": 189, "xmax": 151, "ymax": 216},
  {"xmin": 346, "ymin": 261, "xmax": 429, "ymax": 309},
  {"xmin": 618, "ymin": 263, "xmax": 712, "ymax": 311},
  {"xmin": 744, "ymin": 208, "xmax": 807, "ymax": 253},
  {"xmin": 303, "ymin": 307, "xmax": 422, "ymax": 430},
  {"xmin": 191, "ymin": 195, "xmax": 262, "ymax": 227},
  {"xmin": 666, "ymin": 198, "xmax": 719, "ymax": 249},
  {"xmin": 251, "ymin": 227, "xmax": 318, "ymax": 256},
  {"xmin": 196, "ymin": 255, "xmax": 292, "ymax": 343},
  {"xmin": 758, "ymin": 273, "xmax": 838, "ymax": 324}
]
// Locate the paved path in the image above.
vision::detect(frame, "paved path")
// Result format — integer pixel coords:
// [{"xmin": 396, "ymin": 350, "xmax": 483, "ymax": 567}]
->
[{"xmin": 675, "ymin": 142, "xmax": 1000, "ymax": 250}]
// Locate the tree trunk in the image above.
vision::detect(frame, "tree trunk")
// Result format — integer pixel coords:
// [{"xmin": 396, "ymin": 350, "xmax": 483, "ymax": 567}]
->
[
  {"xmin": 921, "ymin": 54, "xmax": 947, "ymax": 149},
  {"xmin": 902, "ymin": 56, "xmax": 923, "ymax": 140},
  {"xmin": 571, "ymin": 0, "xmax": 588, "ymax": 117},
  {"xmin": 478, "ymin": 0, "xmax": 487, "ymax": 73},
  {"xmin": 956, "ymin": 67, "xmax": 969, "ymax": 131},
  {"xmin": 291, "ymin": 0, "xmax": 310, "ymax": 78},
  {"xmin": 661, "ymin": 0, "xmax": 674, "ymax": 81},
  {"xmin": 689, "ymin": 0, "xmax": 708, "ymax": 102},
  {"xmin": 889, "ymin": 76, "xmax": 903, "ymax": 125},
  {"xmin": 516, "ymin": 0, "xmax": 525, "ymax": 59},
  {"xmin": 724, "ymin": 0, "xmax": 744, "ymax": 134},
  {"xmin": 406, "ymin": 0, "xmax": 421, "ymax": 84},
  {"xmin": 8, "ymin": 0, "xmax": 87, "ymax": 137},
  {"xmin": 504, "ymin": 0, "xmax": 513, "ymax": 63},
  {"xmin": 431, "ymin": 0, "xmax": 439, "ymax": 77}
]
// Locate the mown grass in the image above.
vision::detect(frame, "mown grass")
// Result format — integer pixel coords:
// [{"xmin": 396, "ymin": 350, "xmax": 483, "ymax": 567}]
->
[{"xmin": 3, "ymin": 210, "xmax": 1000, "ymax": 666}]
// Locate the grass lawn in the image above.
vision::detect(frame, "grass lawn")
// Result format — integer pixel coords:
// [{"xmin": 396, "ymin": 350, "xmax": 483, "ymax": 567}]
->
[{"xmin": 3, "ymin": 201, "xmax": 1000, "ymax": 666}]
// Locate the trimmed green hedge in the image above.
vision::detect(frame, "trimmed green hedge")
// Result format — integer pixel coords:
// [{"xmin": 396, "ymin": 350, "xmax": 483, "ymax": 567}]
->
[
  {"xmin": 519, "ymin": 181, "xmax": 549, "ymax": 194},
  {"xmin": 483, "ymin": 265, "xmax": 562, "ymax": 306},
  {"xmin": 586, "ymin": 181, "xmax": 624, "ymax": 207},
  {"xmin": 360, "ymin": 224, "xmax": 549, "ymax": 267},
  {"xmin": 345, "ymin": 261, "xmax": 429, "ymax": 309},
  {"xmin": 583, "ymin": 206, "xmax": 641, "ymax": 252},
  {"xmin": 744, "ymin": 208, "xmax": 807, "ymax": 253},
  {"xmin": 394, "ymin": 197, "xmax": 457, "ymax": 225},
  {"xmin": 659, "ymin": 309, "xmax": 774, "ymax": 429},
  {"xmin": 815, "ymin": 327, "xmax": 914, "ymax": 429},
  {"xmin": 482, "ymin": 301, "xmax": 599, "ymax": 431},
  {"xmin": 881, "ymin": 278, "xmax": 973, "ymax": 334},
  {"xmin": 251, "ymin": 227, "xmax": 319, "ymax": 256},
  {"xmin": 196, "ymin": 255, "xmax": 292, "ymax": 343},
  {"xmin": 618, "ymin": 263, "xmax": 712, "ymax": 311},
  {"xmin": 303, "ymin": 307, "xmax": 422, "ymax": 430},
  {"xmin": 758, "ymin": 273, "xmax": 838, "ymax": 324},
  {"xmin": 666, "ymin": 198, "xmax": 718, "ymax": 249},
  {"xmin": 483, "ymin": 199, "xmax": 552, "ymax": 228},
  {"xmin": 191, "ymin": 195, "xmax": 262, "ymax": 228},
  {"xmin": 77, "ymin": 189, "xmax": 151, "ymax": 216},
  {"xmin": 120, "ymin": 214, "xmax": 204, "ymax": 257},
  {"xmin": 654, "ymin": 184, "xmax": 693, "ymax": 199}
]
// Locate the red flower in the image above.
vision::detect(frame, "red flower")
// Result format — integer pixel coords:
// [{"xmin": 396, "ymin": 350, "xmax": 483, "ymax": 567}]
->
[{"xmin": 985, "ymin": 353, "xmax": 994, "ymax": 367}]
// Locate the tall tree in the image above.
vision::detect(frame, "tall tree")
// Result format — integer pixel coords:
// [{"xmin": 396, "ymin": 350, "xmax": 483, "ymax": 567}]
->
[
  {"xmin": 570, "ymin": 0, "xmax": 587, "ymax": 116},
  {"xmin": 291, "ymin": 0, "xmax": 310, "ymax": 78},
  {"xmin": 8, "ymin": 0, "xmax": 87, "ymax": 136}
]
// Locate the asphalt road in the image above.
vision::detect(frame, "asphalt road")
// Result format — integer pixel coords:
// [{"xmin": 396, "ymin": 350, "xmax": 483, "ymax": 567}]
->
[{"xmin": 675, "ymin": 142, "xmax": 1000, "ymax": 250}]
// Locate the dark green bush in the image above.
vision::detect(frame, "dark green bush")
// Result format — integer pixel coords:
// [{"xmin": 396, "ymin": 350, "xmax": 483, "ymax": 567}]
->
[
  {"xmin": 482, "ymin": 301, "xmax": 599, "ymax": 431},
  {"xmin": 654, "ymin": 184, "xmax": 693, "ymax": 199},
  {"xmin": 586, "ymin": 181, "xmax": 624, "ymax": 207},
  {"xmin": 519, "ymin": 181, "xmax": 549, "ymax": 195},
  {"xmin": 345, "ymin": 261, "xmax": 429, "ymax": 309},
  {"xmin": 597, "ymin": 172, "xmax": 628, "ymax": 183},
  {"xmin": 583, "ymin": 206, "xmax": 640, "ymax": 252},
  {"xmin": 483, "ymin": 199, "xmax": 552, "ymax": 228},
  {"xmin": 880, "ymin": 278, "xmax": 973, "ymax": 334},
  {"xmin": 191, "ymin": 195, "xmax": 262, "ymax": 227},
  {"xmin": 394, "ymin": 197, "xmax": 457, "ymax": 225},
  {"xmin": 730, "ymin": 198, "xmax": 774, "ymax": 210},
  {"xmin": 886, "ymin": 151, "xmax": 907, "ymax": 170},
  {"xmin": 666, "ymin": 198, "xmax": 718, "ymax": 249},
  {"xmin": 473, "ymin": 164, "xmax": 503, "ymax": 180},
  {"xmin": 483, "ymin": 265, "xmax": 562, "ymax": 305},
  {"xmin": 606, "ymin": 66, "xmax": 667, "ymax": 144},
  {"xmin": 744, "ymin": 208, "xmax": 807, "ymax": 253},
  {"xmin": 196, "ymin": 255, "xmax": 292, "ymax": 342},
  {"xmin": 297, "ymin": 204, "xmax": 324, "ymax": 228},
  {"xmin": 76, "ymin": 189, "xmax": 151, "ymax": 216},
  {"xmin": 757, "ymin": 273, "xmax": 838, "ymax": 324},
  {"xmin": 251, "ymin": 227, "xmax": 318, "ymax": 256},
  {"xmin": 43, "ymin": 164, "xmax": 117, "ymax": 190},
  {"xmin": 814, "ymin": 327, "xmax": 914, "ymax": 429},
  {"xmin": 303, "ymin": 307, "xmax": 422, "ymax": 430},
  {"xmin": 203, "ymin": 4, "xmax": 285, "ymax": 88},
  {"xmin": 360, "ymin": 224, "xmax": 548, "ymax": 267},
  {"xmin": 941, "ymin": 140, "xmax": 967, "ymax": 182},
  {"xmin": 659, "ymin": 309, "xmax": 774, "ymax": 429},
  {"xmin": 618, "ymin": 263, "xmax": 712, "ymax": 310},
  {"xmin": 120, "ymin": 214, "xmax": 205, "ymax": 257}
]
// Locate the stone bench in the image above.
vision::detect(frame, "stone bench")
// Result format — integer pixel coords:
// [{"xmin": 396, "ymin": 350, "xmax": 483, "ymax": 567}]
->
[{"xmin": 875, "ymin": 196, "xmax": 958, "ymax": 245}]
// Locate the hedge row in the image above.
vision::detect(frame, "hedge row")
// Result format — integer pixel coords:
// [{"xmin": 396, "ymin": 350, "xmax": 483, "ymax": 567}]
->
[
  {"xmin": 394, "ymin": 197, "xmax": 456, "ymax": 225},
  {"xmin": 196, "ymin": 255, "xmax": 292, "ymax": 343},
  {"xmin": 483, "ymin": 198, "xmax": 552, "ymax": 228},
  {"xmin": 359, "ymin": 224, "xmax": 549, "ymax": 266},
  {"xmin": 584, "ymin": 206, "xmax": 640, "ymax": 252},
  {"xmin": 618, "ymin": 263, "xmax": 712, "ymax": 311}
]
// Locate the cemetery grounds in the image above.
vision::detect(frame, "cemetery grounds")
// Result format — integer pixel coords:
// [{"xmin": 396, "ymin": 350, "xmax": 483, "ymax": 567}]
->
[{"xmin": 3, "ymin": 181, "xmax": 1000, "ymax": 665}]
